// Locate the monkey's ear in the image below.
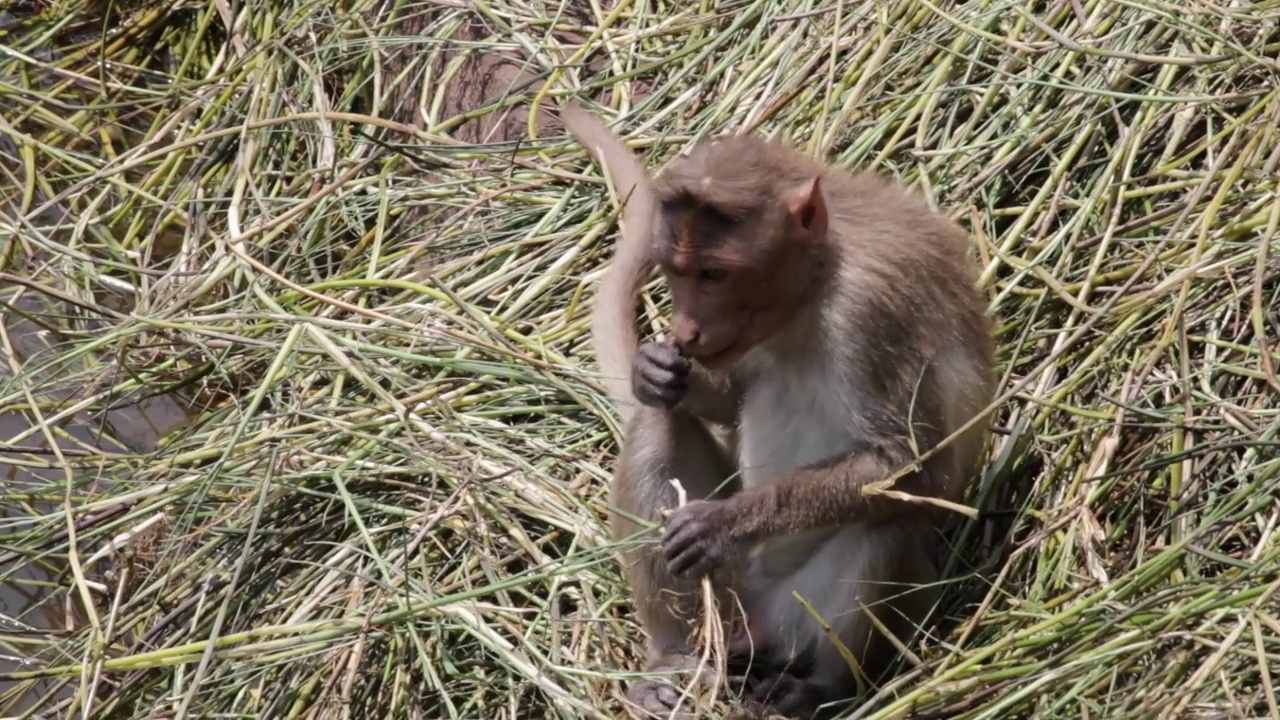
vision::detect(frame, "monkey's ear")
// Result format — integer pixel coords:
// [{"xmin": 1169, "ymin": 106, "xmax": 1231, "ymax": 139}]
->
[{"xmin": 785, "ymin": 177, "xmax": 828, "ymax": 245}]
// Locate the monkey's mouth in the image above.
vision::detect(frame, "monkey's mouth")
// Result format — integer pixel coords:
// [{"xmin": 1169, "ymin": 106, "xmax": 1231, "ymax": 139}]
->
[{"xmin": 694, "ymin": 344, "xmax": 739, "ymax": 369}]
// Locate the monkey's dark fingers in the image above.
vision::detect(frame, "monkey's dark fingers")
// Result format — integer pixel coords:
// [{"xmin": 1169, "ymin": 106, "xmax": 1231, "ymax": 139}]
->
[
  {"xmin": 665, "ymin": 545, "xmax": 712, "ymax": 578},
  {"xmin": 726, "ymin": 630, "xmax": 806, "ymax": 683},
  {"xmin": 633, "ymin": 380, "xmax": 686, "ymax": 409},
  {"xmin": 633, "ymin": 349, "xmax": 690, "ymax": 408},
  {"xmin": 752, "ymin": 671, "xmax": 822, "ymax": 718},
  {"xmin": 662, "ymin": 526, "xmax": 716, "ymax": 578},
  {"xmin": 661, "ymin": 530, "xmax": 696, "ymax": 570},
  {"xmin": 636, "ymin": 359, "xmax": 689, "ymax": 393},
  {"xmin": 640, "ymin": 342, "xmax": 692, "ymax": 373},
  {"xmin": 726, "ymin": 630, "xmax": 768, "ymax": 677},
  {"xmin": 781, "ymin": 644, "xmax": 818, "ymax": 680}
]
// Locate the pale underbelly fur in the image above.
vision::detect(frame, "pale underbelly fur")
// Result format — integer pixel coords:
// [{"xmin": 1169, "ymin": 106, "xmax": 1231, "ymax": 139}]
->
[{"xmin": 735, "ymin": 362, "xmax": 935, "ymax": 684}]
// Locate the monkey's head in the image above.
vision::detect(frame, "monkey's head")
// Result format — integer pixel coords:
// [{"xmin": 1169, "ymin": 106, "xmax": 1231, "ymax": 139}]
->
[{"xmin": 649, "ymin": 136, "xmax": 830, "ymax": 370}]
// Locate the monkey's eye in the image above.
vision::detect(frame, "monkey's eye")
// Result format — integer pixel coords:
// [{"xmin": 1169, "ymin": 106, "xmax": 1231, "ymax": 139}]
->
[{"xmin": 698, "ymin": 268, "xmax": 729, "ymax": 283}]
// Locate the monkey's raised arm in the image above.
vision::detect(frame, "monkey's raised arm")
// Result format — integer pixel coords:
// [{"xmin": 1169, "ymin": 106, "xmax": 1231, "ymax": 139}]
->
[
  {"xmin": 662, "ymin": 354, "xmax": 970, "ymax": 580},
  {"xmin": 723, "ymin": 431, "xmax": 939, "ymax": 540},
  {"xmin": 662, "ymin": 416, "xmax": 949, "ymax": 579}
]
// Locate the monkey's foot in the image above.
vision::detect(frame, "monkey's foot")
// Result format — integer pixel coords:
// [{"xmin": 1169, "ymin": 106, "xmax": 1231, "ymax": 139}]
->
[
  {"xmin": 725, "ymin": 629, "xmax": 819, "ymax": 684},
  {"xmin": 624, "ymin": 679, "xmax": 698, "ymax": 720},
  {"xmin": 624, "ymin": 656, "xmax": 724, "ymax": 720},
  {"xmin": 724, "ymin": 626, "xmax": 757, "ymax": 676},
  {"xmin": 750, "ymin": 671, "xmax": 825, "ymax": 719}
]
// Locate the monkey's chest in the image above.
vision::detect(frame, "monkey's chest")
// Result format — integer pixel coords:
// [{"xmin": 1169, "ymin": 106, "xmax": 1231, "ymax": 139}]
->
[{"xmin": 737, "ymin": 373, "xmax": 860, "ymax": 489}]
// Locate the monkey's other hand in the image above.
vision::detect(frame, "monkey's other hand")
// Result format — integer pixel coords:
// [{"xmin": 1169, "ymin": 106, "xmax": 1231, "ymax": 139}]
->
[
  {"xmin": 632, "ymin": 342, "xmax": 690, "ymax": 409},
  {"xmin": 663, "ymin": 500, "xmax": 731, "ymax": 578},
  {"xmin": 752, "ymin": 670, "xmax": 823, "ymax": 719}
]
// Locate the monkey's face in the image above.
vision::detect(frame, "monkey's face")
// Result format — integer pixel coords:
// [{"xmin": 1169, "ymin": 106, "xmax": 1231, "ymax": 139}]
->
[
  {"xmin": 664, "ymin": 270, "xmax": 746, "ymax": 369},
  {"xmin": 652, "ymin": 169, "xmax": 827, "ymax": 369},
  {"xmin": 659, "ymin": 238, "xmax": 813, "ymax": 371}
]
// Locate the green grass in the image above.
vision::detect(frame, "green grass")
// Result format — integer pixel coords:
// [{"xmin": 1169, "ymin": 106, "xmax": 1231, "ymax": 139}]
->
[{"xmin": 0, "ymin": 0, "xmax": 1278, "ymax": 718}]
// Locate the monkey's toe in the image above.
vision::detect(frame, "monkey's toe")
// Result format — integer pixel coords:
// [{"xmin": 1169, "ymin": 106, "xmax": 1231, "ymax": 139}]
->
[{"xmin": 626, "ymin": 679, "xmax": 697, "ymax": 720}]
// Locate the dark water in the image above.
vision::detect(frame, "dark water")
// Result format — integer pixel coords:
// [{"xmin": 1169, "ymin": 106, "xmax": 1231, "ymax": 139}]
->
[
  {"xmin": 0, "ymin": 289, "xmax": 196, "ymax": 714},
  {"xmin": 0, "ymin": 5, "xmax": 202, "ymax": 714}
]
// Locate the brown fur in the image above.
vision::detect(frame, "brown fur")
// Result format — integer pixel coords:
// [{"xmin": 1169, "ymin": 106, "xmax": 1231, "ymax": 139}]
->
[{"xmin": 564, "ymin": 103, "xmax": 997, "ymax": 719}]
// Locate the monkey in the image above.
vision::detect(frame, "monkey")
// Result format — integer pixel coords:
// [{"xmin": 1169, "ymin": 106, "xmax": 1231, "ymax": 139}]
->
[{"xmin": 562, "ymin": 102, "xmax": 997, "ymax": 720}]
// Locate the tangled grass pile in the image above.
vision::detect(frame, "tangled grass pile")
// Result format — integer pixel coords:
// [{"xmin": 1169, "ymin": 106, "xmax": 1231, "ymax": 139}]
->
[{"xmin": 1, "ymin": 0, "xmax": 1278, "ymax": 717}]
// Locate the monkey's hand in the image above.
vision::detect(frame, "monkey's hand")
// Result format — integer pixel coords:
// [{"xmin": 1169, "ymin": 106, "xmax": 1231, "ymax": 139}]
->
[
  {"xmin": 632, "ymin": 342, "xmax": 691, "ymax": 409},
  {"xmin": 751, "ymin": 670, "xmax": 823, "ymax": 718},
  {"xmin": 663, "ymin": 500, "xmax": 730, "ymax": 578}
]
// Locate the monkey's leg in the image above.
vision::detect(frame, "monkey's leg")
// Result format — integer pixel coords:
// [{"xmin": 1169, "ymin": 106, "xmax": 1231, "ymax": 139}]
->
[
  {"xmin": 741, "ymin": 523, "xmax": 940, "ymax": 719},
  {"xmin": 611, "ymin": 406, "xmax": 740, "ymax": 719}
]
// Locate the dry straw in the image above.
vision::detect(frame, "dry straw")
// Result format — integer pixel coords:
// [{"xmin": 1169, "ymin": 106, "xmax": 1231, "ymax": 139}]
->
[{"xmin": 0, "ymin": 0, "xmax": 1278, "ymax": 718}]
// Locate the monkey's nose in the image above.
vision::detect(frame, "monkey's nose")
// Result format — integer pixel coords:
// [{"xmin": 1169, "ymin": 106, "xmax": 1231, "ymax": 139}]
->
[{"xmin": 672, "ymin": 318, "xmax": 701, "ymax": 352}]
